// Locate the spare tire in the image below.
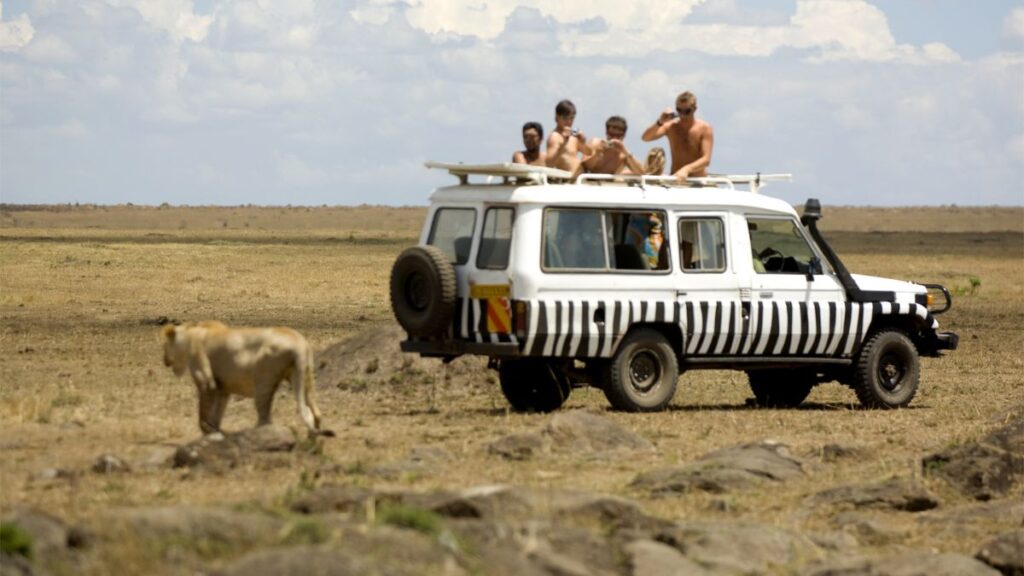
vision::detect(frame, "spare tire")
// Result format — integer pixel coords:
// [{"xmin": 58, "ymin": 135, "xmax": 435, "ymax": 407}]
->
[{"xmin": 390, "ymin": 245, "xmax": 457, "ymax": 338}]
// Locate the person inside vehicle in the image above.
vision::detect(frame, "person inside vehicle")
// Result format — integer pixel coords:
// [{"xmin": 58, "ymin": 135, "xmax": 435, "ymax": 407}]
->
[
  {"xmin": 546, "ymin": 99, "xmax": 591, "ymax": 172},
  {"xmin": 641, "ymin": 91, "xmax": 714, "ymax": 183},
  {"xmin": 512, "ymin": 121, "xmax": 546, "ymax": 166},
  {"xmin": 573, "ymin": 116, "xmax": 645, "ymax": 179}
]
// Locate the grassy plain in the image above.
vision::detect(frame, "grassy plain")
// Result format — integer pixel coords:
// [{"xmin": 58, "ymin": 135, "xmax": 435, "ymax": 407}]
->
[{"xmin": 1, "ymin": 204, "xmax": 1022, "ymax": 571}]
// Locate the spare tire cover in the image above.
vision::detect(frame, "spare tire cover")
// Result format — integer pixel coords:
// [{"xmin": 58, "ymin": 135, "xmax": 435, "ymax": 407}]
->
[{"xmin": 390, "ymin": 245, "xmax": 457, "ymax": 338}]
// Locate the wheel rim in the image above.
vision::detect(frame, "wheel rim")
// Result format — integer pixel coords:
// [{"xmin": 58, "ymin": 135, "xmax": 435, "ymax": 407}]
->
[
  {"xmin": 628, "ymin": 350, "xmax": 661, "ymax": 394},
  {"xmin": 405, "ymin": 272, "xmax": 430, "ymax": 311},
  {"xmin": 878, "ymin": 351, "xmax": 906, "ymax": 391}
]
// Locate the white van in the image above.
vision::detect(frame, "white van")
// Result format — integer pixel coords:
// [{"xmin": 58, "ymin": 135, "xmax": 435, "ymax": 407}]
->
[{"xmin": 391, "ymin": 163, "xmax": 958, "ymax": 412}]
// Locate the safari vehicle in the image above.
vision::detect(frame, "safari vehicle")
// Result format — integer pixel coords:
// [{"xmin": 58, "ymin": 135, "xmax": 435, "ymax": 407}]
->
[{"xmin": 390, "ymin": 162, "xmax": 958, "ymax": 412}]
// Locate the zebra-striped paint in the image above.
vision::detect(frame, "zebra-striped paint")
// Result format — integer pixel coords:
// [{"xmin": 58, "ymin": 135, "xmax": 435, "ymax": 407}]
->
[{"xmin": 506, "ymin": 299, "xmax": 936, "ymax": 359}]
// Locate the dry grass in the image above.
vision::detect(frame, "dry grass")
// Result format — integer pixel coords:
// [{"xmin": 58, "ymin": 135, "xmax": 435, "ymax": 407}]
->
[{"xmin": 1, "ymin": 204, "xmax": 1022, "ymax": 572}]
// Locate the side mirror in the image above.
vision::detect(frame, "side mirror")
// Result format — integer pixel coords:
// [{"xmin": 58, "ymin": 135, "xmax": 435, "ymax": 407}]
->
[{"xmin": 807, "ymin": 257, "xmax": 822, "ymax": 281}]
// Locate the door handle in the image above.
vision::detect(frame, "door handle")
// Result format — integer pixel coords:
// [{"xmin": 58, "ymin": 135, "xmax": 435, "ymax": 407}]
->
[{"xmin": 759, "ymin": 292, "xmax": 773, "ymax": 299}]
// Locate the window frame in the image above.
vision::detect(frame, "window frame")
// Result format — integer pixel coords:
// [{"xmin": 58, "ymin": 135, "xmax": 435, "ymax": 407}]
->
[
  {"xmin": 677, "ymin": 216, "xmax": 728, "ymax": 274},
  {"xmin": 427, "ymin": 206, "xmax": 477, "ymax": 266},
  {"xmin": 744, "ymin": 215, "xmax": 828, "ymax": 275},
  {"xmin": 475, "ymin": 206, "xmax": 515, "ymax": 270},
  {"xmin": 540, "ymin": 206, "xmax": 672, "ymax": 274}
]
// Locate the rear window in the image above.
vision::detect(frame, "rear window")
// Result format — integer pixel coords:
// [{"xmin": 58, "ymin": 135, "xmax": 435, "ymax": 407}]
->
[
  {"xmin": 427, "ymin": 208, "xmax": 476, "ymax": 265},
  {"xmin": 543, "ymin": 208, "xmax": 668, "ymax": 272},
  {"xmin": 477, "ymin": 207, "xmax": 514, "ymax": 269}
]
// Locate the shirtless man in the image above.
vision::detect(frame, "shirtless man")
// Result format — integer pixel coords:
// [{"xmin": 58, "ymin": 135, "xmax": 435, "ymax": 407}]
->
[
  {"xmin": 641, "ymin": 91, "xmax": 714, "ymax": 183},
  {"xmin": 575, "ymin": 116, "xmax": 644, "ymax": 178},
  {"xmin": 545, "ymin": 99, "xmax": 590, "ymax": 172},
  {"xmin": 512, "ymin": 121, "xmax": 546, "ymax": 166}
]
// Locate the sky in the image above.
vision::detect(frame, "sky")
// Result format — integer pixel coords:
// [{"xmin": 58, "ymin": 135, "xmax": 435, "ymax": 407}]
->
[{"xmin": 0, "ymin": 0, "xmax": 1022, "ymax": 207}]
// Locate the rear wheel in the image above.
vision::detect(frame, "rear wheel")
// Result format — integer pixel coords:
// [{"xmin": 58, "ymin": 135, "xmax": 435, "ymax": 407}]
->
[
  {"xmin": 499, "ymin": 359, "xmax": 571, "ymax": 413},
  {"xmin": 853, "ymin": 329, "xmax": 920, "ymax": 409},
  {"xmin": 747, "ymin": 369, "xmax": 816, "ymax": 408},
  {"xmin": 603, "ymin": 329, "xmax": 679, "ymax": 412}
]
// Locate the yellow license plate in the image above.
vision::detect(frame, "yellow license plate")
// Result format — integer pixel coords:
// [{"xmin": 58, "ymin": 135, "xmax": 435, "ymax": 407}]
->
[{"xmin": 470, "ymin": 284, "xmax": 510, "ymax": 299}]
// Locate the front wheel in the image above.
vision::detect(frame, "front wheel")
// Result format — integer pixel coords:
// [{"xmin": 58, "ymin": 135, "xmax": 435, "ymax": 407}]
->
[
  {"xmin": 603, "ymin": 328, "xmax": 679, "ymax": 412},
  {"xmin": 853, "ymin": 329, "xmax": 920, "ymax": 409},
  {"xmin": 499, "ymin": 359, "xmax": 571, "ymax": 413}
]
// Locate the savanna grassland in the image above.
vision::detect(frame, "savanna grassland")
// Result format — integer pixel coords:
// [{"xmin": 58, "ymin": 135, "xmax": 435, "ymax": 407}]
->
[{"xmin": 1, "ymin": 203, "xmax": 1022, "ymax": 575}]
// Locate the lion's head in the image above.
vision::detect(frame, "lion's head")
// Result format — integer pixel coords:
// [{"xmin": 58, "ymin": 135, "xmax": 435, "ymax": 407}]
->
[{"xmin": 161, "ymin": 324, "xmax": 189, "ymax": 377}]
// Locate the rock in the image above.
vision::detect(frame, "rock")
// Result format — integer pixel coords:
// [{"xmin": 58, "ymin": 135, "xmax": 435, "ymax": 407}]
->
[
  {"xmin": 97, "ymin": 506, "xmax": 284, "ymax": 550},
  {"xmin": 29, "ymin": 468, "xmax": 77, "ymax": 483},
  {"xmin": 488, "ymin": 432, "xmax": 545, "ymax": 461},
  {"xmin": 624, "ymin": 539, "xmax": 715, "ymax": 576},
  {"xmin": 173, "ymin": 425, "xmax": 296, "ymax": 470},
  {"xmin": 809, "ymin": 477, "xmax": 939, "ymax": 511},
  {"xmin": 543, "ymin": 410, "xmax": 654, "ymax": 454},
  {"xmin": 831, "ymin": 512, "xmax": 908, "ymax": 546},
  {"xmin": 650, "ymin": 519, "xmax": 821, "ymax": 575},
  {"xmin": 923, "ymin": 416, "xmax": 1024, "ymax": 501},
  {"xmin": 821, "ymin": 443, "xmax": 863, "ymax": 462},
  {"xmin": 917, "ymin": 499, "xmax": 1024, "ymax": 541},
  {"xmin": 975, "ymin": 530, "xmax": 1024, "ymax": 576},
  {"xmin": 216, "ymin": 527, "xmax": 467, "ymax": 576},
  {"xmin": 3, "ymin": 510, "xmax": 71, "ymax": 556},
  {"xmin": 805, "ymin": 551, "xmax": 1002, "ymax": 576},
  {"xmin": 290, "ymin": 484, "xmax": 376, "ymax": 515},
  {"xmin": 0, "ymin": 553, "xmax": 34, "ymax": 576},
  {"xmin": 138, "ymin": 446, "xmax": 177, "ymax": 470},
  {"xmin": 632, "ymin": 440, "xmax": 805, "ymax": 495},
  {"xmin": 92, "ymin": 454, "xmax": 130, "ymax": 474}
]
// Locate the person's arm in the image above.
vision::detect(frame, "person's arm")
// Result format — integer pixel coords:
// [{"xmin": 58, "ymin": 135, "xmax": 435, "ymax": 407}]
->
[
  {"xmin": 545, "ymin": 132, "xmax": 566, "ymax": 167},
  {"xmin": 607, "ymin": 140, "xmax": 644, "ymax": 175},
  {"xmin": 580, "ymin": 138, "xmax": 604, "ymax": 171},
  {"xmin": 642, "ymin": 108, "xmax": 677, "ymax": 142},
  {"xmin": 512, "ymin": 151, "xmax": 527, "ymax": 164},
  {"xmin": 673, "ymin": 125, "xmax": 714, "ymax": 182}
]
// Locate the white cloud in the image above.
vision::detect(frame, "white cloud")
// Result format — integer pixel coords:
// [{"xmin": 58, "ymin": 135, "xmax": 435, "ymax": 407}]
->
[
  {"xmin": 0, "ymin": 3, "xmax": 34, "ymax": 52},
  {"xmin": 106, "ymin": 0, "xmax": 213, "ymax": 43},
  {"xmin": 23, "ymin": 33, "xmax": 77, "ymax": 63},
  {"xmin": 389, "ymin": 0, "xmax": 961, "ymax": 65},
  {"xmin": 1004, "ymin": 7, "xmax": 1024, "ymax": 39}
]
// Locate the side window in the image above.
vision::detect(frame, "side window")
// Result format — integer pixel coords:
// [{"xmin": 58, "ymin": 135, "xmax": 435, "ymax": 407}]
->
[
  {"xmin": 747, "ymin": 217, "xmax": 817, "ymax": 274},
  {"xmin": 543, "ymin": 209, "xmax": 606, "ymax": 269},
  {"xmin": 427, "ymin": 208, "xmax": 476, "ymax": 265},
  {"xmin": 610, "ymin": 211, "xmax": 668, "ymax": 271},
  {"xmin": 678, "ymin": 218, "xmax": 726, "ymax": 272},
  {"xmin": 477, "ymin": 207, "xmax": 514, "ymax": 269}
]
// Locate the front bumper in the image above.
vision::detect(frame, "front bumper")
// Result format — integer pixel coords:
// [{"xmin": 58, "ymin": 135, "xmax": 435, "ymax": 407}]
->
[
  {"xmin": 400, "ymin": 339, "xmax": 521, "ymax": 359},
  {"xmin": 934, "ymin": 331, "xmax": 959, "ymax": 351}
]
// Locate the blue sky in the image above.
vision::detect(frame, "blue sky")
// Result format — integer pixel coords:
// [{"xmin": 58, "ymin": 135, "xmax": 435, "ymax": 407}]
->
[{"xmin": 1, "ymin": 0, "xmax": 1021, "ymax": 206}]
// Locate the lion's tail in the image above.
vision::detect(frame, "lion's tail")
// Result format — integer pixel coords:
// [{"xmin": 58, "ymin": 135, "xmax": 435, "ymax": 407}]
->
[{"xmin": 294, "ymin": 341, "xmax": 333, "ymax": 437}]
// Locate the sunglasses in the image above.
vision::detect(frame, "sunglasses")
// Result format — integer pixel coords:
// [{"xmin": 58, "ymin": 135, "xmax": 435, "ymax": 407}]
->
[{"xmin": 676, "ymin": 106, "xmax": 695, "ymax": 116}]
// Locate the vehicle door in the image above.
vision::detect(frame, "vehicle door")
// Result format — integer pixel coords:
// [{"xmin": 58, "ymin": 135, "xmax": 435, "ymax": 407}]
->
[
  {"xmin": 743, "ymin": 215, "xmax": 846, "ymax": 357},
  {"xmin": 674, "ymin": 212, "xmax": 745, "ymax": 357}
]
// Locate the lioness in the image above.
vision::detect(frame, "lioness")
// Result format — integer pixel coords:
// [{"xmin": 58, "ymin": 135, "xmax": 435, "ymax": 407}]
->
[{"xmin": 161, "ymin": 321, "xmax": 333, "ymax": 437}]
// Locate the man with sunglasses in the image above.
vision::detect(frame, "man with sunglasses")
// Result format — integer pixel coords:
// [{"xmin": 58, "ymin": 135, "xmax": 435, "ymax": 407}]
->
[{"xmin": 641, "ymin": 91, "xmax": 714, "ymax": 183}]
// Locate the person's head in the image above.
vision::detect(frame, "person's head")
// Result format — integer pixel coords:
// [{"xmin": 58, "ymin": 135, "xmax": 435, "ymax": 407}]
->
[
  {"xmin": 555, "ymin": 99, "xmax": 576, "ymax": 127},
  {"xmin": 675, "ymin": 91, "xmax": 697, "ymax": 118},
  {"xmin": 522, "ymin": 121, "xmax": 543, "ymax": 152},
  {"xmin": 645, "ymin": 147, "xmax": 666, "ymax": 175},
  {"xmin": 605, "ymin": 116, "xmax": 627, "ymax": 140}
]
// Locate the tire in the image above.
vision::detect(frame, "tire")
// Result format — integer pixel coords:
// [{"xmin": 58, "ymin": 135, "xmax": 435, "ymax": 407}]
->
[
  {"xmin": 853, "ymin": 329, "xmax": 920, "ymax": 409},
  {"xmin": 747, "ymin": 369, "xmax": 816, "ymax": 408},
  {"xmin": 390, "ymin": 245, "xmax": 457, "ymax": 338},
  {"xmin": 499, "ymin": 359, "xmax": 570, "ymax": 413},
  {"xmin": 603, "ymin": 328, "xmax": 679, "ymax": 412}
]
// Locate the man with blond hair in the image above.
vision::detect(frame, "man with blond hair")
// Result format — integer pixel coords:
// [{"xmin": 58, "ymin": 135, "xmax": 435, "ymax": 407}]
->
[{"xmin": 642, "ymin": 91, "xmax": 714, "ymax": 183}]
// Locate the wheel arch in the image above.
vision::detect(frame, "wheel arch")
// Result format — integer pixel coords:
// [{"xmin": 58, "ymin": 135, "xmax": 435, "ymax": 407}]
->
[
  {"xmin": 861, "ymin": 312, "xmax": 935, "ymax": 357},
  {"xmin": 612, "ymin": 322, "xmax": 684, "ymax": 362}
]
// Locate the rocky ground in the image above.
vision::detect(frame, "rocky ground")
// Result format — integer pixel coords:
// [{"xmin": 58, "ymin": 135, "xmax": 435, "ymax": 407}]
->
[{"xmin": 2, "ymin": 325, "xmax": 1022, "ymax": 575}]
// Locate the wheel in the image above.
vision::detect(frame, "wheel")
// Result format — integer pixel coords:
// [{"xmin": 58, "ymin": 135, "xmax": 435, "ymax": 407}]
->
[
  {"xmin": 499, "ymin": 359, "xmax": 571, "ymax": 413},
  {"xmin": 603, "ymin": 328, "xmax": 679, "ymax": 412},
  {"xmin": 390, "ymin": 245, "xmax": 457, "ymax": 338},
  {"xmin": 747, "ymin": 369, "xmax": 816, "ymax": 408},
  {"xmin": 853, "ymin": 329, "xmax": 920, "ymax": 409}
]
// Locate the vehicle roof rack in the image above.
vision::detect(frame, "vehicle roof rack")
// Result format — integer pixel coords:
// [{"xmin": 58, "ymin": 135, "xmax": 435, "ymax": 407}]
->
[
  {"xmin": 425, "ymin": 161, "xmax": 573, "ymax": 185},
  {"xmin": 425, "ymin": 161, "xmax": 791, "ymax": 193},
  {"xmin": 576, "ymin": 173, "xmax": 792, "ymax": 194}
]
